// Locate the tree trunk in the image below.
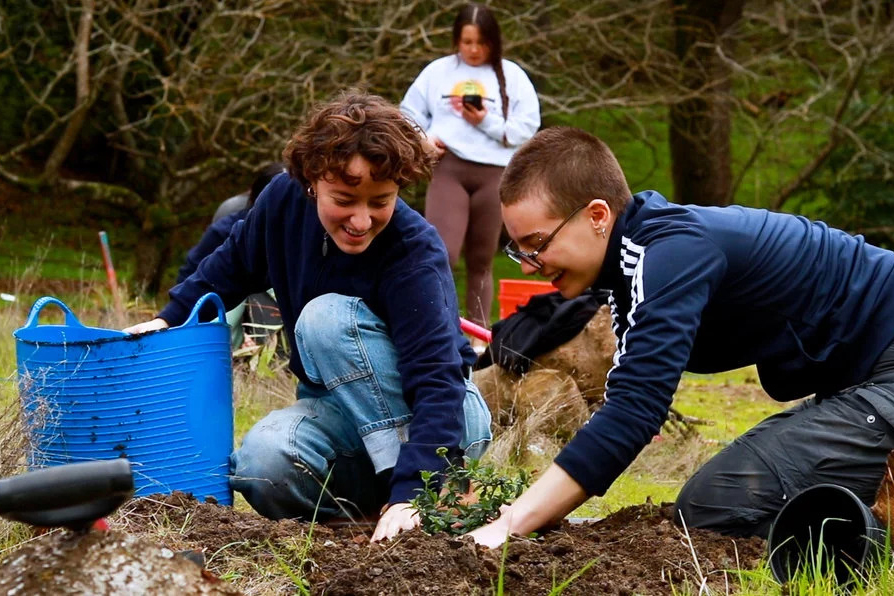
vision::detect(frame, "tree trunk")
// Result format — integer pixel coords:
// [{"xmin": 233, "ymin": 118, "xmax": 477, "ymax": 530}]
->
[
  {"xmin": 668, "ymin": 0, "xmax": 744, "ymax": 206},
  {"xmin": 42, "ymin": 0, "xmax": 95, "ymax": 184},
  {"xmin": 134, "ymin": 230, "xmax": 173, "ymax": 295},
  {"xmin": 134, "ymin": 205, "xmax": 177, "ymax": 295}
]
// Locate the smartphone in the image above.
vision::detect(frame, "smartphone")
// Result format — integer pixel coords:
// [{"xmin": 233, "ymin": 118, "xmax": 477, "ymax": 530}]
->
[{"xmin": 462, "ymin": 94, "xmax": 483, "ymax": 110}]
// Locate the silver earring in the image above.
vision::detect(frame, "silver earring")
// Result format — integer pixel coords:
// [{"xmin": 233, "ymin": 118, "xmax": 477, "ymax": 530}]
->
[
  {"xmin": 598, "ymin": 227, "xmax": 606, "ymax": 238},
  {"xmin": 306, "ymin": 185, "xmax": 316, "ymax": 199}
]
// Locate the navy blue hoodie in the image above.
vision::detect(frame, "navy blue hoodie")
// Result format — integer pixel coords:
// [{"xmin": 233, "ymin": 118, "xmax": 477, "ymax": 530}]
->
[
  {"xmin": 159, "ymin": 173, "xmax": 476, "ymax": 504},
  {"xmin": 555, "ymin": 191, "xmax": 894, "ymax": 497}
]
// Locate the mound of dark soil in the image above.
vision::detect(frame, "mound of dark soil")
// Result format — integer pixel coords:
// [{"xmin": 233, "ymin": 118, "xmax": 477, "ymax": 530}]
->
[
  {"xmin": 119, "ymin": 492, "xmax": 765, "ymax": 595},
  {"xmin": 0, "ymin": 527, "xmax": 240, "ymax": 595}
]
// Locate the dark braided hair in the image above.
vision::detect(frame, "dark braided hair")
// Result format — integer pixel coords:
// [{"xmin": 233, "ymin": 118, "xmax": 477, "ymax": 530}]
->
[{"xmin": 452, "ymin": 3, "xmax": 509, "ymax": 145}]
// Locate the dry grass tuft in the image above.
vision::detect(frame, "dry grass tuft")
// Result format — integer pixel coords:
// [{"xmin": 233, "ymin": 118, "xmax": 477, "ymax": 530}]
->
[
  {"xmin": 478, "ymin": 366, "xmax": 590, "ymax": 469},
  {"xmin": 0, "ymin": 295, "xmax": 34, "ymax": 554},
  {"xmin": 232, "ymin": 359, "xmax": 296, "ymax": 415}
]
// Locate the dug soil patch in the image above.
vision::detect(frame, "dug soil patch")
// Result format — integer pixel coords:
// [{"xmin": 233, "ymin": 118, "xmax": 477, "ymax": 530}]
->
[{"xmin": 96, "ymin": 492, "xmax": 763, "ymax": 594}]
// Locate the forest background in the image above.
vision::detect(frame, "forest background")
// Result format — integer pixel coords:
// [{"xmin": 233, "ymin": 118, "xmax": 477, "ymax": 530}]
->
[{"xmin": 0, "ymin": 0, "xmax": 892, "ymax": 298}]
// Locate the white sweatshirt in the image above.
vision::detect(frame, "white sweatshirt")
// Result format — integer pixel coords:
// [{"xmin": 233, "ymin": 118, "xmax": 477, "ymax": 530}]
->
[{"xmin": 400, "ymin": 55, "xmax": 541, "ymax": 167}]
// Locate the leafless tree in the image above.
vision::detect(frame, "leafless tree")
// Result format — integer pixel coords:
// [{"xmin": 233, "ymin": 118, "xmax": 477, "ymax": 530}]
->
[
  {"xmin": 1, "ymin": 1, "xmax": 324, "ymax": 290},
  {"xmin": 0, "ymin": 0, "xmax": 891, "ymax": 289},
  {"xmin": 732, "ymin": 0, "xmax": 894, "ymax": 211}
]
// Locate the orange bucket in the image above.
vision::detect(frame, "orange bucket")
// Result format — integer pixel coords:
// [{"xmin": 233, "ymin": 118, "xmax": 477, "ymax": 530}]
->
[{"xmin": 497, "ymin": 279, "xmax": 554, "ymax": 319}]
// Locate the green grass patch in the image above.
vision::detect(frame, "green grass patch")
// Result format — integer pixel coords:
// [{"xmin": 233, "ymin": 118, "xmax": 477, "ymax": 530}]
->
[
  {"xmin": 570, "ymin": 367, "xmax": 789, "ymax": 520},
  {"xmin": 674, "ymin": 369, "xmax": 789, "ymax": 442}
]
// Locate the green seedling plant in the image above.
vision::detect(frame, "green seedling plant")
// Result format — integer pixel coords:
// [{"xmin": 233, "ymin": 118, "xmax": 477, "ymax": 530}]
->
[{"xmin": 410, "ymin": 447, "xmax": 530, "ymax": 536}]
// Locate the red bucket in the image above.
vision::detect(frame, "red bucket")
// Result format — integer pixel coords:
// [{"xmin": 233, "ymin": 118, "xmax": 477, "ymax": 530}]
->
[{"xmin": 497, "ymin": 279, "xmax": 554, "ymax": 319}]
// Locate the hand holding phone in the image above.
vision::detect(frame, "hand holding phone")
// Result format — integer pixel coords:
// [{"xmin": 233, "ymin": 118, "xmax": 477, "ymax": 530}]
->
[{"xmin": 462, "ymin": 94, "xmax": 483, "ymax": 110}]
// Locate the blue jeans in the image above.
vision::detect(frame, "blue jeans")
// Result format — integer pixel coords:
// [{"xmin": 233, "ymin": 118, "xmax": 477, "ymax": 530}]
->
[{"xmin": 230, "ymin": 293, "xmax": 492, "ymax": 520}]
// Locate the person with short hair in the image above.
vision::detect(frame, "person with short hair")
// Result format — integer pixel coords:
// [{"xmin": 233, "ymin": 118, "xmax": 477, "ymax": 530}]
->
[
  {"xmin": 468, "ymin": 125, "xmax": 894, "ymax": 547},
  {"xmin": 177, "ymin": 162, "xmax": 287, "ymax": 286},
  {"xmin": 126, "ymin": 92, "xmax": 492, "ymax": 541},
  {"xmin": 401, "ymin": 3, "xmax": 540, "ymax": 337},
  {"xmin": 176, "ymin": 162, "xmax": 286, "ymax": 349}
]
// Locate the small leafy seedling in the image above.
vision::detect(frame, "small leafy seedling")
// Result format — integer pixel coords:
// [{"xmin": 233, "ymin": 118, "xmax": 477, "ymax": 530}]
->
[{"xmin": 410, "ymin": 447, "xmax": 530, "ymax": 535}]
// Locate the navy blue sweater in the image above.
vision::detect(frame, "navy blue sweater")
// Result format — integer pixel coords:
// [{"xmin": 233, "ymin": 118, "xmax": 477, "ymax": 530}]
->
[
  {"xmin": 176, "ymin": 210, "xmax": 247, "ymax": 285},
  {"xmin": 555, "ymin": 191, "xmax": 894, "ymax": 497},
  {"xmin": 159, "ymin": 173, "xmax": 477, "ymax": 504}
]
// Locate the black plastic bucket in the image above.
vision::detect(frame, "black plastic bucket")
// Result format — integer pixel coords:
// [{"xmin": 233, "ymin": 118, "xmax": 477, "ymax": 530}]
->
[{"xmin": 768, "ymin": 484, "xmax": 886, "ymax": 584}]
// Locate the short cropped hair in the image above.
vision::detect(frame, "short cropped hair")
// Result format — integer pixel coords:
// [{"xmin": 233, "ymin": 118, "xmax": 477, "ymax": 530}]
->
[
  {"xmin": 283, "ymin": 91, "xmax": 436, "ymax": 188},
  {"xmin": 500, "ymin": 127, "xmax": 632, "ymax": 218}
]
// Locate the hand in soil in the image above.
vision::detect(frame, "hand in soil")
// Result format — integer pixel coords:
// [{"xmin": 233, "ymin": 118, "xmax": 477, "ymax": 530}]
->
[
  {"xmin": 467, "ymin": 512, "xmax": 512, "ymax": 548},
  {"xmin": 371, "ymin": 502, "xmax": 419, "ymax": 542}
]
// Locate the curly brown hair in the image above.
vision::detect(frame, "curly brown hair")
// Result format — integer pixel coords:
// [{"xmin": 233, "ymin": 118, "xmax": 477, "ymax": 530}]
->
[{"xmin": 282, "ymin": 91, "xmax": 436, "ymax": 189}]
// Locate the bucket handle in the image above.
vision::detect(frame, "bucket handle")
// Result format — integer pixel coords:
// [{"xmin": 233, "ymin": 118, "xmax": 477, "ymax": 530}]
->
[
  {"xmin": 21, "ymin": 297, "xmax": 86, "ymax": 329},
  {"xmin": 177, "ymin": 292, "xmax": 227, "ymax": 328}
]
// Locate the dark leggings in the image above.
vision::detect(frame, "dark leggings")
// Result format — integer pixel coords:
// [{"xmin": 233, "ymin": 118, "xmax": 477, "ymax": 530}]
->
[
  {"xmin": 674, "ymin": 340, "xmax": 894, "ymax": 537},
  {"xmin": 425, "ymin": 152, "xmax": 504, "ymax": 326}
]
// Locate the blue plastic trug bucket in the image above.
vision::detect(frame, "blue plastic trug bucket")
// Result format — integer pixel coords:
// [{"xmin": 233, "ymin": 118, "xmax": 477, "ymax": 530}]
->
[{"xmin": 14, "ymin": 293, "xmax": 234, "ymax": 505}]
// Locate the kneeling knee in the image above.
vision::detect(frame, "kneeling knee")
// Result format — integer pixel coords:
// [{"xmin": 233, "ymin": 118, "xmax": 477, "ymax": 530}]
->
[{"xmin": 295, "ymin": 294, "xmax": 353, "ymax": 349}]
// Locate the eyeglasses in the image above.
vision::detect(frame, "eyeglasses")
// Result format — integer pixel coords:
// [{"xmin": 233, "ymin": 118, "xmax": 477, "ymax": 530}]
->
[{"xmin": 503, "ymin": 204, "xmax": 587, "ymax": 270}]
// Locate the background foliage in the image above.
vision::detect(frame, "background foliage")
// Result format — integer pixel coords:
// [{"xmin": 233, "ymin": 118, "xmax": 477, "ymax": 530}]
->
[{"xmin": 0, "ymin": 0, "xmax": 892, "ymax": 293}]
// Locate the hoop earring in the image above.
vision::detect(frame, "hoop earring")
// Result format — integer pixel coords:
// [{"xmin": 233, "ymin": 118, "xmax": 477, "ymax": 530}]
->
[
  {"xmin": 306, "ymin": 185, "xmax": 316, "ymax": 199},
  {"xmin": 598, "ymin": 227, "xmax": 606, "ymax": 239}
]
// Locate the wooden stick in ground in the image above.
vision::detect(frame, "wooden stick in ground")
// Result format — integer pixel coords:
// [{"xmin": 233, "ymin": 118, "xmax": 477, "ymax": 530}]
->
[
  {"xmin": 98, "ymin": 231, "xmax": 125, "ymax": 328},
  {"xmin": 871, "ymin": 449, "xmax": 894, "ymax": 528}
]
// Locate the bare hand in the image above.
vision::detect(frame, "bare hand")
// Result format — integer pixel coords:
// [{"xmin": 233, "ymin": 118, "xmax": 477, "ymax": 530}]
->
[
  {"xmin": 461, "ymin": 103, "xmax": 486, "ymax": 126},
  {"xmin": 470, "ymin": 465, "xmax": 588, "ymax": 548},
  {"xmin": 371, "ymin": 503, "xmax": 419, "ymax": 542},
  {"xmin": 467, "ymin": 516, "xmax": 512, "ymax": 549},
  {"xmin": 427, "ymin": 135, "xmax": 447, "ymax": 159},
  {"xmin": 467, "ymin": 505, "xmax": 513, "ymax": 548},
  {"xmin": 123, "ymin": 317, "xmax": 169, "ymax": 335}
]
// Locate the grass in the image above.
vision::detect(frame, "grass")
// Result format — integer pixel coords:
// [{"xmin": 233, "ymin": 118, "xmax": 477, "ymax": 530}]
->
[
  {"xmin": 2, "ymin": 274, "xmax": 894, "ymax": 594},
  {"xmin": 549, "ymin": 558, "xmax": 599, "ymax": 595},
  {"xmin": 567, "ymin": 367, "xmax": 790, "ymax": 520}
]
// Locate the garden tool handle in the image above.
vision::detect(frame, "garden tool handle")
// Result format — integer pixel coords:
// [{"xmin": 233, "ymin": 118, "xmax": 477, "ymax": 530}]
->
[
  {"xmin": 0, "ymin": 459, "xmax": 133, "ymax": 515},
  {"xmin": 21, "ymin": 296, "xmax": 85, "ymax": 329},
  {"xmin": 459, "ymin": 317, "xmax": 492, "ymax": 343}
]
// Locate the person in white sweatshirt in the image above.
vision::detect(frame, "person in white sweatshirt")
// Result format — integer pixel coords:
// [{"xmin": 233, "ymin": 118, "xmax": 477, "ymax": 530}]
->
[{"xmin": 401, "ymin": 3, "xmax": 540, "ymax": 340}]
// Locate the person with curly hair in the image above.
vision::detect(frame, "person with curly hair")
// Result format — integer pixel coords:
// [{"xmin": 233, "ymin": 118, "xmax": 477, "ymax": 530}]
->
[
  {"xmin": 401, "ymin": 3, "xmax": 540, "ymax": 340},
  {"xmin": 125, "ymin": 92, "xmax": 492, "ymax": 541}
]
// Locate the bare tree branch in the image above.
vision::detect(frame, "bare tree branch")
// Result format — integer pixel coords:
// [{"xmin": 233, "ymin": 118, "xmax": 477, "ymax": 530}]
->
[
  {"xmin": 1, "ymin": 0, "xmax": 892, "ymax": 287},
  {"xmin": 41, "ymin": 0, "xmax": 95, "ymax": 183}
]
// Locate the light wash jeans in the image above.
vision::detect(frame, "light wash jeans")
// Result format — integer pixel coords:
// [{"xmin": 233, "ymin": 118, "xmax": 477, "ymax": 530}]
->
[{"xmin": 230, "ymin": 293, "xmax": 491, "ymax": 520}]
